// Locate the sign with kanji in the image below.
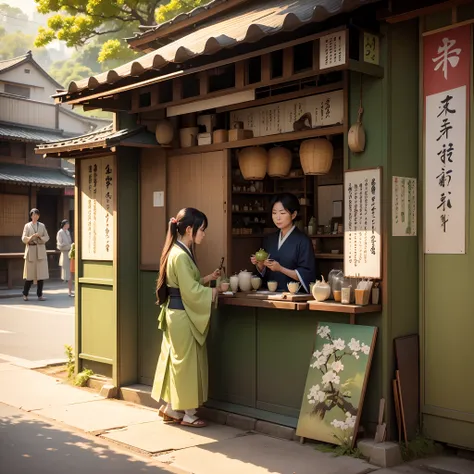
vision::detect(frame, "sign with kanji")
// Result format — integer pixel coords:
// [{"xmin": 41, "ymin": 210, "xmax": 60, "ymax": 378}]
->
[
  {"xmin": 363, "ymin": 32, "xmax": 380, "ymax": 65},
  {"xmin": 319, "ymin": 31, "xmax": 347, "ymax": 69},
  {"xmin": 344, "ymin": 168, "xmax": 382, "ymax": 279},
  {"xmin": 80, "ymin": 156, "xmax": 115, "ymax": 260},
  {"xmin": 392, "ymin": 177, "xmax": 417, "ymax": 237},
  {"xmin": 423, "ymin": 25, "xmax": 470, "ymax": 254}
]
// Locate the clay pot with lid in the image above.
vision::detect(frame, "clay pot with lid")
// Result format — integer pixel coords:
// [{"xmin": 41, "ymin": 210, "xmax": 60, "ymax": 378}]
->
[{"xmin": 155, "ymin": 120, "xmax": 174, "ymax": 145}]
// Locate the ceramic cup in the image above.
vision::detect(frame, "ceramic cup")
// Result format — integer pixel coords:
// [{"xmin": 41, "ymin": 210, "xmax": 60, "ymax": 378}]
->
[
  {"xmin": 251, "ymin": 277, "xmax": 262, "ymax": 291},
  {"xmin": 341, "ymin": 287, "xmax": 351, "ymax": 304},
  {"xmin": 267, "ymin": 281, "xmax": 278, "ymax": 292},
  {"xmin": 287, "ymin": 282, "xmax": 301, "ymax": 294},
  {"xmin": 220, "ymin": 282, "xmax": 230, "ymax": 292}
]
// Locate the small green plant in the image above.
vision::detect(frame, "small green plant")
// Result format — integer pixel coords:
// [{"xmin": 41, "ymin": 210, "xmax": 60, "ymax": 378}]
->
[
  {"xmin": 69, "ymin": 243, "xmax": 75, "ymax": 260},
  {"xmin": 64, "ymin": 344, "xmax": 75, "ymax": 379},
  {"xmin": 314, "ymin": 436, "xmax": 366, "ymax": 459},
  {"xmin": 400, "ymin": 434, "xmax": 442, "ymax": 461},
  {"xmin": 74, "ymin": 369, "xmax": 94, "ymax": 387}
]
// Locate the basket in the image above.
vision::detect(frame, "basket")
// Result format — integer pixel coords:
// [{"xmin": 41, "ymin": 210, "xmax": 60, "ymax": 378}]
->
[
  {"xmin": 268, "ymin": 147, "xmax": 292, "ymax": 177},
  {"xmin": 238, "ymin": 147, "xmax": 267, "ymax": 180},
  {"xmin": 299, "ymin": 138, "xmax": 333, "ymax": 175}
]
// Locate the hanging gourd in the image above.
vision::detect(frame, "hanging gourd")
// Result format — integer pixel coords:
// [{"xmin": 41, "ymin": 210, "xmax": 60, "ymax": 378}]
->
[
  {"xmin": 238, "ymin": 147, "xmax": 267, "ymax": 180},
  {"xmin": 299, "ymin": 138, "xmax": 333, "ymax": 175},
  {"xmin": 348, "ymin": 73, "xmax": 366, "ymax": 153},
  {"xmin": 267, "ymin": 147, "xmax": 292, "ymax": 178}
]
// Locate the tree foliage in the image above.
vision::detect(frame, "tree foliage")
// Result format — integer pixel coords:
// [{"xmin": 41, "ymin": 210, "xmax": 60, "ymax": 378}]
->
[
  {"xmin": 34, "ymin": 0, "xmax": 206, "ymax": 63},
  {"xmin": 0, "ymin": 3, "xmax": 29, "ymax": 23},
  {"xmin": 49, "ymin": 58, "xmax": 94, "ymax": 87}
]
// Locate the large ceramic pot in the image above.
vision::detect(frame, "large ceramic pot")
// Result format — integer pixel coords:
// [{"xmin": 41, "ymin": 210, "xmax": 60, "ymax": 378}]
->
[{"xmin": 238, "ymin": 270, "xmax": 253, "ymax": 292}]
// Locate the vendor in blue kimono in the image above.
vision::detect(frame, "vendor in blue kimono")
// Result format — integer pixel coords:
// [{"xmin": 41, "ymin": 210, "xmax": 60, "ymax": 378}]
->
[{"xmin": 250, "ymin": 193, "xmax": 316, "ymax": 293}]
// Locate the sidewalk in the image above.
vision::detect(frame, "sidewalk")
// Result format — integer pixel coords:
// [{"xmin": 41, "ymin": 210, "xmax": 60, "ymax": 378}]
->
[
  {"xmin": 0, "ymin": 278, "xmax": 69, "ymax": 299},
  {"xmin": 1, "ymin": 361, "xmax": 474, "ymax": 474}
]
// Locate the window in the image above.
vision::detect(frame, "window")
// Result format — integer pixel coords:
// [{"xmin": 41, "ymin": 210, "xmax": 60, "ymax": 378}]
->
[
  {"xmin": 24, "ymin": 68, "xmax": 31, "ymax": 74},
  {"xmin": 0, "ymin": 141, "xmax": 11, "ymax": 156},
  {"xmin": 5, "ymin": 83, "xmax": 30, "ymax": 98}
]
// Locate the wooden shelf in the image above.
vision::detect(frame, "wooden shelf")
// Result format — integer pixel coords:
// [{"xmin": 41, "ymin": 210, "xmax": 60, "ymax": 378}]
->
[
  {"xmin": 232, "ymin": 192, "xmax": 277, "ymax": 195},
  {"xmin": 308, "ymin": 300, "xmax": 382, "ymax": 314},
  {"xmin": 232, "ymin": 234, "xmax": 267, "ymax": 238},
  {"xmin": 219, "ymin": 296, "xmax": 307, "ymax": 311},
  {"xmin": 232, "ymin": 210, "xmax": 267, "ymax": 214},
  {"xmin": 315, "ymin": 253, "xmax": 343, "ymax": 260},
  {"xmin": 310, "ymin": 234, "xmax": 344, "ymax": 239},
  {"xmin": 167, "ymin": 125, "xmax": 344, "ymax": 156}
]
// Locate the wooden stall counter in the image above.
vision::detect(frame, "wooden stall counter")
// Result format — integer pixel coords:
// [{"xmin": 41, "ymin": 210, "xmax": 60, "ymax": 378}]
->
[
  {"xmin": 218, "ymin": 291, "xmax": 308, "ymax": 311},
  {"xmin": 308, "ymin": 300, "xmax": 382, "ymax": 324}
]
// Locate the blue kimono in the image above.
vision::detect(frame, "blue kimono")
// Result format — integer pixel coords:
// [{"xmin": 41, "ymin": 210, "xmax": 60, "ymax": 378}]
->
[{"xmin": 256, "ymin": 226, "xmax": 316, "ymax": 293}]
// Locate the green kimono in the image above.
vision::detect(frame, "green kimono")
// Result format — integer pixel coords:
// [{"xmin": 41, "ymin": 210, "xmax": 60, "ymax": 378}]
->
[{"xmin": 151, "ymin": 243, "xmax": 213, "ymax": 410}]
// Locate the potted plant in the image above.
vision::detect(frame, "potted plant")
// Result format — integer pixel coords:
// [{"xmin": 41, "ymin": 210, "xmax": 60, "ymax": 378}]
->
[{"xmin": 69, "ymin": 243, "xmax": 75, "ymax": 274}]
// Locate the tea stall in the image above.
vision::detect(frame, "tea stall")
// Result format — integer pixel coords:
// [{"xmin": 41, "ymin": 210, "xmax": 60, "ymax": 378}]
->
[{"xmin": 38, "ymin": 0, "xmax": 421, "ymax": 441}]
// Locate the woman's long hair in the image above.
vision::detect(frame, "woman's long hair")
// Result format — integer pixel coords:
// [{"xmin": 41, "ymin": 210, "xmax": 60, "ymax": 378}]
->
[{"xmin": 156, "ymin": 208, "xmax": 208, "ymax": 305}]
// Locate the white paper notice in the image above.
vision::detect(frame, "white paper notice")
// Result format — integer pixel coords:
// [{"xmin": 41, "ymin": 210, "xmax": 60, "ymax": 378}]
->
[
  {"xmin": 344, "ymin": 168, "xmax": 382, "ymax": 279},
  {"xmin": 392, "ymin": 177, "xmax": 417, "ymax": 236},
  {"xmin": 425, "ymin": 86, "xmax": 466, "ymax": 254}
]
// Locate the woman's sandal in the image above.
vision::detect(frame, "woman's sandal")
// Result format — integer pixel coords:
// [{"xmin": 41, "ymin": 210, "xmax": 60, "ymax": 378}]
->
[
  {"xmin": 158, "ymin": 407, "xmax": 182, "ymax": 423},
  {"xmin": 38, "ymin": 296, "xmax": 46, "ymax": 301},
  {"xmin": 180, "ymin": 418, "xmax": 207, "ymax": 428},
  {"xmin": 23, "ymin": 295, "xmax": 28, "ymax": 301}
]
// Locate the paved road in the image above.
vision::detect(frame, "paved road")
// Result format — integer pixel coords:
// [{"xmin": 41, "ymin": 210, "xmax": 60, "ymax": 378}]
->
[
  {"xmin": 0, "ymin": 285, "xmax": 74, "ymax": 363},
  {"xmin": 0, "ymin": 403, "xmax": 183, "ymax": 474}
]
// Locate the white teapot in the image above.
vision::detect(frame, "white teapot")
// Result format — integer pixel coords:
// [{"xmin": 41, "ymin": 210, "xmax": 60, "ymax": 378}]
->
[{"xmin": 312, "ymin": 275, "xmax": 331, "ymax": 302}]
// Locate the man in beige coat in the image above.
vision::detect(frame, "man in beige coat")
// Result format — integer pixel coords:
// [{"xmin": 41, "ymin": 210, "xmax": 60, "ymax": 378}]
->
[{"xmin": 22, "ymin": 208, "xmax": 49, "ymax": 301}]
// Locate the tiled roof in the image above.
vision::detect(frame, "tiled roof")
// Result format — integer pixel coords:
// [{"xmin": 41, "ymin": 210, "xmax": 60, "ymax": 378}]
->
[
  {"xmin": 0, "ymin": 163, "xmax": 74, "ymax": 188},
  {"xmin": 59, "ymin": 0, "xmax": 379, "ymax": 96},
  {"xmin": 0, "ymin": 122, "xmax": 73, "ymax": 143},
  {"xmin": 0, "ymin": 53, "xmax": 30, "ymax": 73},
  {"xmin": 35, "ymin": 123, "xmax": 158, "ymax": 155}
]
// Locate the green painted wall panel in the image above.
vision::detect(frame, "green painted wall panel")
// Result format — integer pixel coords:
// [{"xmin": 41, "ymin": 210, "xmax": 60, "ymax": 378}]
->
[
  {"xmin": 139, "ymin": 271, "xmax": 162, "ymax": 385},
  {"xmin": 116, "ymin": 150, "xmax": 140, "ymax": 386},
  {"xmin": 81, "ymin": 284, "xmax": 115, "ymax": 359},
  {"xmin": 207, "ymin": 306, "xmax": 256, "ymax": 408},
  {"xmin": 83, "ymin": 261, "xmax": 114, "ymax": 280}
]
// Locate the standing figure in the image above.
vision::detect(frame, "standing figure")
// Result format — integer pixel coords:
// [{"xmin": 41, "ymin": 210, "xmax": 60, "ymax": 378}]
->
[
  {"xmin": 56, "ymin": 219, "xmax": 73, "ymax": 297},
  {"xmin": 152, "ymin": 208, "xmax": 221, "ymax": 428},
  {"xmin": 250, "ymin": 193, "xmax": 316, "ymax": 292},
  {"xmin": 22, "ymin": 208, "xmax": 49, "ymax": 301}
]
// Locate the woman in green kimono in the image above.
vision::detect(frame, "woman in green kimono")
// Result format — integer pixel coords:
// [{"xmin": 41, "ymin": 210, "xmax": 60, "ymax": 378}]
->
[{"xmin": 152, "ymin": 208, "xmax": 220, "ymax": 428}]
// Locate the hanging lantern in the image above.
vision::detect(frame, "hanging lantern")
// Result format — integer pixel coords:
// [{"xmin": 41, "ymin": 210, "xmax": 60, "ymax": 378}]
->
[
  {"xmin": 267, "ymin": 147, "xmax": 292, "ymax": 178},
  {"xmin": 238, "ymin": 147, "xmax": 268, "ymax": 180},
  {"xmin": 299, "ymin": 138, "xmax": 333, "ymax": 175}
]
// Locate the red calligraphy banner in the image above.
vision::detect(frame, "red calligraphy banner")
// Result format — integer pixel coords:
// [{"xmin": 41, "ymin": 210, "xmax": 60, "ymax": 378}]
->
[
  {"xmin": 423, "ymin": 24, "xmax": 471, "ymax": 97},
  {"xmin": 423, "ymin": 24, "xmax": 471, "ymax": 254}
]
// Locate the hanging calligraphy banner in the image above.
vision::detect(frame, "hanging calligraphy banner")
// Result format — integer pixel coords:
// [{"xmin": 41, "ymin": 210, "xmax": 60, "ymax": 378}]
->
[
  {"xmin": 423, "ymin": 25, "xmax": 470, "ymax": 254},
  {"xmin": 344, "ymin": 167, "xmax": 382, "ymax": 279},
  {"xmin": 80, "ymin": 156, "xmax": 115, "ymax": 260},
  {"xmin": 392, "ymin": 177, "xmax": 417, "ymax": 237}
]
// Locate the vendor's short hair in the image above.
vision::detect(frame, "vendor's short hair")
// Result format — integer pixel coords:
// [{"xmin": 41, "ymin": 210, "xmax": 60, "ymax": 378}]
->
[{"xmin": 270, "ymin": 193, "xmax": 300, "ymax": 215}]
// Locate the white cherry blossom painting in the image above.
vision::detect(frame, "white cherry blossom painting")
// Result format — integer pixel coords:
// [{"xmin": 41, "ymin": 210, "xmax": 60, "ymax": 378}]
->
[{"xmin": 296, "ymin": 322, "xmax": 377, "ymax": 447}]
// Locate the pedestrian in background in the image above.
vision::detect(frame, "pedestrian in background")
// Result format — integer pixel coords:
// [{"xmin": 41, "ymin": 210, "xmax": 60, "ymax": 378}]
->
[
  {"xmin": 56, "ymin": 219, "xmax": 73, "ymax": 297},
  {"xmin": 21, "ymin": 208, "xmax": 49, "ymax": 301}
]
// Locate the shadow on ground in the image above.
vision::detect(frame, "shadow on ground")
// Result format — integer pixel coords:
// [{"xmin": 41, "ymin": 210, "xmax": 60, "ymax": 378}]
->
[{"xmin": 0, "ymin": 405, "xmax": 182, "ymax": 474}]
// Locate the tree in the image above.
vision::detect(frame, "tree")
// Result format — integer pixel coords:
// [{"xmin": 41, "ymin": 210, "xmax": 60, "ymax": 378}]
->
[
  {"xmin": 49, "ymin": 59, "xmax": 94, "ymax": 87},
  {"xmin": 34, "ymin": 0, "xmax": 206, "ymax": 63},
  {"xmin": 0, "ymin": 30, "xmax": 52, "ymax": 70}
]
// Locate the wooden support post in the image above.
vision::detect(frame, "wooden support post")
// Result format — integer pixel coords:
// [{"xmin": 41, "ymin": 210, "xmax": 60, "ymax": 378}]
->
[
  {"xmin": 173, "ymin": 78, "xmax": 182, "ymax": 101},
  {"xmin": 199, "ymin": 71, "xmax": 209, "ymax": 96},
  {"xmin": 261, "ymin": 54, "xmax": 271, "ymax": 82},
  {"xmin": 312, "ymin": 40, "xmax": 320, "ymax": 72},
  {"xmin": 235, "ymin": 61, "xmax": 246, "ymax": 88},
  {"xmin": 283, "ymin": 47, "xmax": 294, "ymax": 78}
]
